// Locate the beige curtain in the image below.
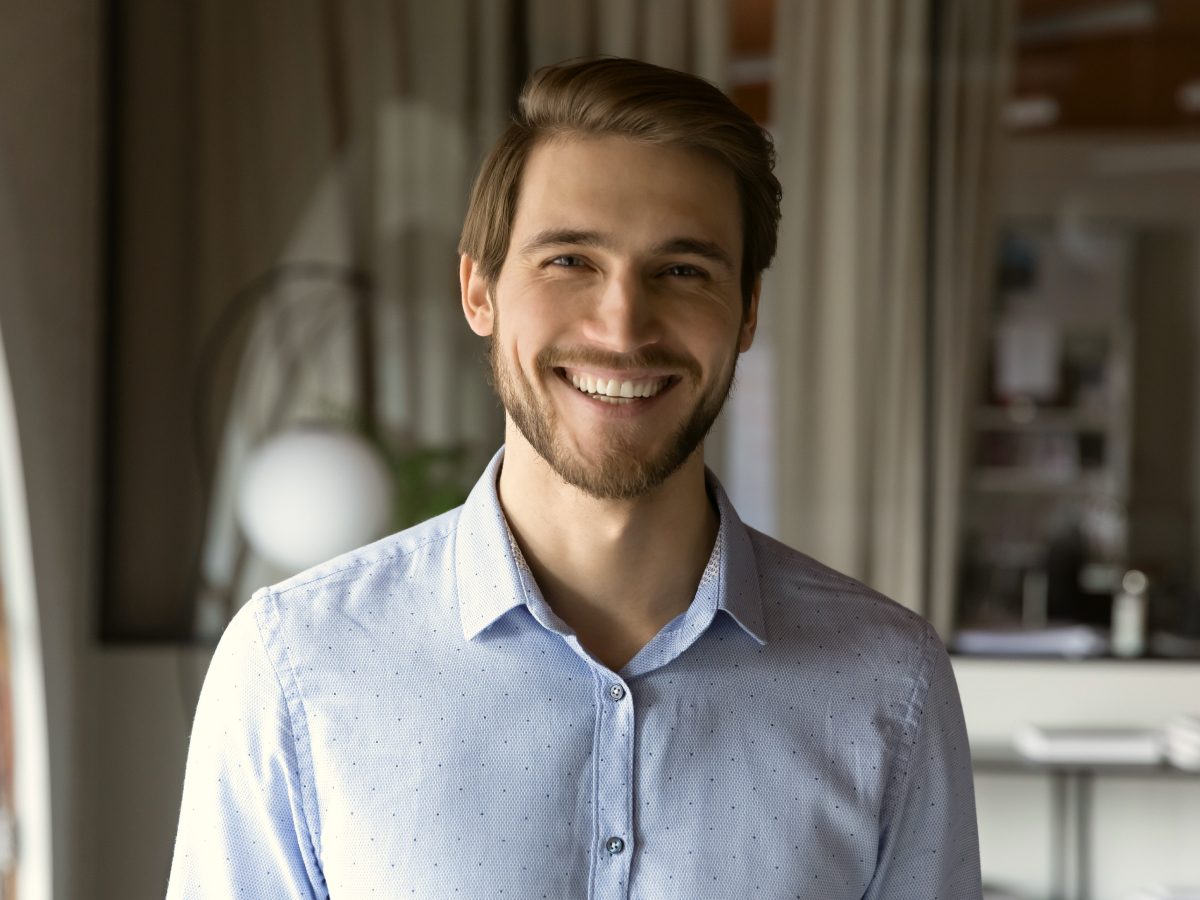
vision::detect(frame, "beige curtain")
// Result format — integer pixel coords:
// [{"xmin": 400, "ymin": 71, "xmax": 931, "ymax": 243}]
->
[
  {"xmin": 195, "ymin": 0, "xmax": 516, "ymax": 620},
  {"xmin": 193, "ymin": 1, "xmax": 728, "ymax": 625},
  {"xmin": 526, "ymin": 0, "xmax": 727, "ymax": 84},
  {"xmin": 770, "ymin": 0, "xmax": 1013, "ymax": 631},
  {"xmin": 928, "ymin": 0, "xmax": 1017, "ymax": 634},
  {"xmin": 194, "ymin": 0, "xmax": 513, "ymax": 452}
]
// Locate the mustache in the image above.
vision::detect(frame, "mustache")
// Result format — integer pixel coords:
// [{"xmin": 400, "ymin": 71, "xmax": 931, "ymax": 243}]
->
[{"xmin": 535, "ymin": 345, "xmax": 701, "ymax": 380}]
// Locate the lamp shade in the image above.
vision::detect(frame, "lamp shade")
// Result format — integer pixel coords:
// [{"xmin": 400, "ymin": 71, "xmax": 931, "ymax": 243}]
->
[{"xmin": 236, "ymin": 425, "xmax": 393, "ymax": 573}]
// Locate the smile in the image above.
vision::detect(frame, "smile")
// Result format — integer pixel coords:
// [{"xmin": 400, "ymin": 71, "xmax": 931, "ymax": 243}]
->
[{"xmin": 560, "ymin": 369, "xmax": 675, "ymax": 405}]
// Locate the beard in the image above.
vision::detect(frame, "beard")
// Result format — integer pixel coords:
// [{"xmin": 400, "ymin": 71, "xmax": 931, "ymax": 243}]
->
[{"xmin": 487, "ymin": 320, "xmax": 739, "ymax": 501}]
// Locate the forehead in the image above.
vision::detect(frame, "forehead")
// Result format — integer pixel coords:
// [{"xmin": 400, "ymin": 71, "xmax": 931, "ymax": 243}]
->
[{"xmin": 510, "ymin": 135, "xmax": 742, "ymax": 258}]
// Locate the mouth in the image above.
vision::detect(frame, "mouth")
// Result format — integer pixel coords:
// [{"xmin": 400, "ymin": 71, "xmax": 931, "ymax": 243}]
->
[{"xmin": 555, "ymin": 367, "xmax": 680, "ymax": 405}]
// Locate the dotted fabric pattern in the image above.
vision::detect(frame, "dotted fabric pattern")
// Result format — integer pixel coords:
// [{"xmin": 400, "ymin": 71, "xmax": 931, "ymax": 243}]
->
[{"xmin": 167, "ymin": 447, "xmax": 982, "ymax": 899}]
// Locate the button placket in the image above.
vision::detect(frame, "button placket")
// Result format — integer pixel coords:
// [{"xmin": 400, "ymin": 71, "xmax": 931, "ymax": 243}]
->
[{"xmin": 592, "ymin": 674, "xmax": 634, "ymax": 898}]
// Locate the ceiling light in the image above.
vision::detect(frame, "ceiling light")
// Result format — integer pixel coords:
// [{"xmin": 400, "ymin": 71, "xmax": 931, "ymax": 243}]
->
[
  {"xmin": 1178, "ymin": 79, "xmax": 1200, "ymax": 115},
  {"xmin": 1004, "ymin": 95, "xmax": 1060, "ymax": 130},
  {"xmin": 1018, "ymin": 0, "xmax": 1155, "ymax": 45}
]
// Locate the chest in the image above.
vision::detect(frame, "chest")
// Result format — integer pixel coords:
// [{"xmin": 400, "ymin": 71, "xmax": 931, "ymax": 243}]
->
[{"xmin": 298, "ymin": 632, "xmax": 894, "ymax": 899}]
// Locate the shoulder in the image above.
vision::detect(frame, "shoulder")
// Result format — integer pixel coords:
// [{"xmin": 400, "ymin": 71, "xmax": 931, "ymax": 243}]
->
[
  {"xmin": 268, "ymin": 505, "xmax": 462, "ymax": 597},
  {"xmin": 236, "ymin": 506, "xmax": 465, "ymax": 661},
  {"xmin": 743, "ymin": 526, "xmax": 950, "ymax": 725},
  {"xmin": 747, "ymin": 525, "xmax": 936, "ymax": 653}
]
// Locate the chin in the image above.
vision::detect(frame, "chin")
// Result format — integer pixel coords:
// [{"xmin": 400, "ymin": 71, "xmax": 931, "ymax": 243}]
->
[{"xmin": 532, "ymin": 421, "xmax": 701, "ymax": 501}]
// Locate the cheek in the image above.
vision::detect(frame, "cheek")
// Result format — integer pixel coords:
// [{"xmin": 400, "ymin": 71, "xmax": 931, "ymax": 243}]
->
[
  {"xmin": 499, "ymin": 296, "xmax": 572, "ymax": 357},
  {"xmin": 495, "ymin": 315, "xmax": 553, "ymax": 379},
  {"xmin": 675, "ymin": 306, "xmax": 743, "ymax": 357}
]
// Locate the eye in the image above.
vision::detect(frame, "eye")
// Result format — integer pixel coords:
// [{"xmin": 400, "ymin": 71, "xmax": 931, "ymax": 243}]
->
[
  {"xmin": 548, "ymin": 255, "xmax": 587, "ymax": 268},
  {"xmin": 662, "ymin": 263, "xmax": 705, "ymax": 278}
]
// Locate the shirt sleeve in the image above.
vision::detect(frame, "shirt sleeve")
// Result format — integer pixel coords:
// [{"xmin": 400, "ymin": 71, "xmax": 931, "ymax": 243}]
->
[
  {"xmin": 166, "ymin": 593, "xmax": 326, "ymax": 899},
  {"xmin": 862, "ymin": 622, "xmax": 982, "ymax": 900}
]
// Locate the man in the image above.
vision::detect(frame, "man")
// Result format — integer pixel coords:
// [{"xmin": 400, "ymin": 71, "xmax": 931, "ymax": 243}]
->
[{"xmin": 168, "ymin": 58, "xmax": 982, "ymax": 899}]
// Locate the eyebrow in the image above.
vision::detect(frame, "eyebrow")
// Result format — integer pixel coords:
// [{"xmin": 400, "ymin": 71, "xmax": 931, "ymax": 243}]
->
[
  {"xmin": 518, "ymin": 229, "xmax": 735, "ymax": 272},
  {"xmin": 651, "ymin": 238, "xmax": 735, "ymax": 273},
  {"xmin": 518, "ymin": 229, "xmax": 607, "ymax": 256}
]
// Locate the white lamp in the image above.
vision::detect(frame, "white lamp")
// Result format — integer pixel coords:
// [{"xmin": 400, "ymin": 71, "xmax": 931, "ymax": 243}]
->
[{"xmin": 236, "ymin": 425, "xmax": 392, "ymax": 573}]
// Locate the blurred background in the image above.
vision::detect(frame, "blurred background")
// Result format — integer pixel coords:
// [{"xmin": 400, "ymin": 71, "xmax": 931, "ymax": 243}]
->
[{"xmin": 0, "ymin": 0, "xmax": 1198, "ymax": 898}]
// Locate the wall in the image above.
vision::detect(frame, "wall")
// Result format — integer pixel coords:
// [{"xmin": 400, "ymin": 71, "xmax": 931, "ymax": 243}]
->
[
  {"xmin": 0, "ymin": 3, "xmax": 209, "ymax": 898},
  {"xmin": 0, "ymin": 3, "xmax": 98, "ymax": 893}
]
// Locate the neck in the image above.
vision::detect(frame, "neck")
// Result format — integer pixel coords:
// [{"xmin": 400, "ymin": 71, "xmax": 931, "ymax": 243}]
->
[{"xmin": 496, "ymin": 427, "xmax": 719, "ymax": 670}]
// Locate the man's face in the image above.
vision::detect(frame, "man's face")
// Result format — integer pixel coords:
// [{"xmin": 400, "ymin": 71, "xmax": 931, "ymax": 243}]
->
[{"xmin": 466, "ymin": 135, "xmax": 758, "ymax": 500}]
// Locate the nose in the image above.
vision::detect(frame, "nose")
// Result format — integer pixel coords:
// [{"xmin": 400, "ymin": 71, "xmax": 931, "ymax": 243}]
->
[{"xmin": 581, "ymin": 267, "xmax": 662, "ymax": 353}]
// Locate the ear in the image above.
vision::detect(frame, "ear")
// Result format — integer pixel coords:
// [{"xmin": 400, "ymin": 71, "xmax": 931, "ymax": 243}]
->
[
  {"xmin": 738, "ymin": 275, "xmax": 761, "ymax": 353},
  {"xmin": 460, "ymin": 254, "xmax": 495, "ymax": 337}
]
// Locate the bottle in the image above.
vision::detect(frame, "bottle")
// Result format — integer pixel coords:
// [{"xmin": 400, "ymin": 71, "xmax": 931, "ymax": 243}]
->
[{"xmin": 1111, "ymin": 569, "xmax": 1148, "ymax": 658}]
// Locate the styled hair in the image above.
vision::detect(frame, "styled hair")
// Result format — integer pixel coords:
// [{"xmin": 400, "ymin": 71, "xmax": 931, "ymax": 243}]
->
[{"xmin": 458, "ymin": 56, "xmax": 782, "ymax": 310}]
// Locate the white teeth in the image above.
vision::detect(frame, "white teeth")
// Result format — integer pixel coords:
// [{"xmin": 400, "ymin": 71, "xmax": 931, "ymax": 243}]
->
[{"xmin": 568, "ymin": 371, "xmax": 667, "ymax": 400}]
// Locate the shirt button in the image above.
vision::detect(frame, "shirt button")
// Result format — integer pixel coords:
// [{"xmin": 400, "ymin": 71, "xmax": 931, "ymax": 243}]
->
[
  {"xmin": 607, "ymin": 684, "xmax": 626, "ymax": 701},
  {"xmin": 605, "ymin": 836, "xmax": 625, "ymax": 854}
]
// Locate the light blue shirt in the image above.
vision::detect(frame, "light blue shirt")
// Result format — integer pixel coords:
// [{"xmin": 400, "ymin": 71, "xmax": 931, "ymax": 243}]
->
[{"xmin": 168, "ymin": 448, "xmax": 981, "ymax": 899}]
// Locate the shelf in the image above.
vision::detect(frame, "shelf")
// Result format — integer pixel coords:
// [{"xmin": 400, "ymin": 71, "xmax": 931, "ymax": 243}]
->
[
  {"xmin": 971, "ymin": 540, "xmax": 1045, "ymax": 567},
  {"xmin": 958, "ymin": 222, "xmax": 1135, "ymax": 645},
  {"xmin": 975, "ymin": 406, "xmax": 1111, "ymax": 431},
  {"xmin": 973, "ymin": 744, "xmax": 1200, "ymax": 777},
  {"xmin": 970, "ymin": 469, "xmax": 1117, "ymax": 494}
]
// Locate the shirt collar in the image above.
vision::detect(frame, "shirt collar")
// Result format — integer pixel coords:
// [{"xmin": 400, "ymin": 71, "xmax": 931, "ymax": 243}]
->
[{"xmin": 456, "ymin": 447, "xmax": 768, "ymax": 646}]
